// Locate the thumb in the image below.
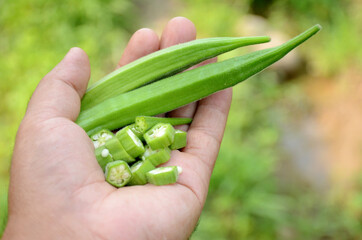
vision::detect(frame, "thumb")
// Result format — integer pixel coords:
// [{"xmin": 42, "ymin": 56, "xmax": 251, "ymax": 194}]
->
[{"xmin": 26, "ymin": 47, "xmax": 90, "ymax": 121}]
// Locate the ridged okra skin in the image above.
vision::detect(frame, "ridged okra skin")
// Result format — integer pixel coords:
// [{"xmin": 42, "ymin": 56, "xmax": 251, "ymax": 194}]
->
[
  {"xmin": 128, "ymin": 159, "xmax": 155, "ymax": 186},
  {"xmin": 104, "ymin": 137, "xmax": 135, "ymax": 163},
  {"xmin": 170, "ymin": 129, "xmax": 187, "ymax": 150},
  {"xmin": 77, "ymin": 25, "xmax": 321, "ymax": 135},
  {"xmin": 146, "ymin": 166, "xmax": 181, "ymax": 186},
  {"xmin": 95, "ymin": 146, "xmax": 113, "ymax": 171},
  {"xmin": 135, "ymin": 116, "xmax": 192, "ymax": 134},
  {"xmin": 116, "ymin": 126, "xmax": 145, "ymax": 158},
  {"xmin": 141, "ymin": 146, "xmax": 171, "ymax": 167},
  {"xmin": 81, "ymin": 36, "xmax": 271, "ymax": 111},
  {"xmin": 144, "ymin": 123, "xmax": 175, "ymax": 150},
  {"xmin": 128, "ymin": 124, "xmax": 144, "ymax": 142}
]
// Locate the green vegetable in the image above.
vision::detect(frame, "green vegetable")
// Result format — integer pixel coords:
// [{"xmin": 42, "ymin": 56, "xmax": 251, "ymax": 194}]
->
[
  {"xmin": 146, "ymin": 166, "xmax": 182, "ymax": 186},
  {"xmin": 81, "ymin": 36, "xmax": 271, "ymax": 111},
  {"xmin": 116, "ymin": 126, "xmax": 145, "ymax": 158},
  {"xmin": 128, "ymin": 123, "xmax": 144, "ymax": 141},
  {"xmin": 77, "ymin": 25, "xmax": 321, "ymax": 135},
  {"xmin": 104, "ymin": 137, "xmax": 134, "ymax": 163},
  {"xmin": 90, "ymin": 129, "xmax": 114, "ymax": 148},
  {"xmin": 128, "ymin": 159, "xmax": 155, "ymax": 185},
  {"xmin": 135, "ymin": 116, "xmax": 192, "ymax": 134},
  {"xmin": 144, "ymin": 123, "xmax": 175, "ymax": 150},
  {"xmin": 141, "ymin": 146, "xmax": 171, "ymax": 167},
  {"xmin": 105, "ymin": 160, "xmax": 132, "ymax": 188},
  {"xmin": 170, "ymin": 129, "xmax": 187, "ymax": 150},
  {"xmin": 95, "ymin": 145, "xmax": 113, "ymax": 171}
]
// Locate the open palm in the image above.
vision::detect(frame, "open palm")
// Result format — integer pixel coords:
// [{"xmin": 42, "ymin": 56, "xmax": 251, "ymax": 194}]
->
[{"xmin": 4, "ymin": 17, "xmax": 232, "ymax": 240}]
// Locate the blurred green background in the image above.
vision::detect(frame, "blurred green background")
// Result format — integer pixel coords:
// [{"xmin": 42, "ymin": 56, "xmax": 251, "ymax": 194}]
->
[{"xmin": 0, "ymin": 0, "xmax": 361, "ymax": 239}]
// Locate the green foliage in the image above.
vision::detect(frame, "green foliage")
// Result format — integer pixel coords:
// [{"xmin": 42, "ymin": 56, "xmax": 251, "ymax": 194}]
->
[{"xmin": 0, "ymin": 181, "xmax": 8, "ymax": 238}]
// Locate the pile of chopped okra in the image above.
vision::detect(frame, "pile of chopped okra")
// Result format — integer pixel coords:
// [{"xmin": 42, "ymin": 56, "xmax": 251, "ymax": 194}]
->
[{"xmin": 90, "ymin": 116, "xmax": 191, "ymax": 187}]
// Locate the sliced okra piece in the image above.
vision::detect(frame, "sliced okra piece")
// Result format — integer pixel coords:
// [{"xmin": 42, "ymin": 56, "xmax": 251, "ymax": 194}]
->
[
  {"xmin": 95, "ymin": 145, "xmax": 114, "ymax": 171},
  {"xmin": 104, "ymin": 137, "xmax": 135, "ymax": 163},
  {"xmin": 128, "ymin": 159, "xmax": 155, "ymax": 186},
  {"xmin": 90, "ymin": 129, "xmax": 114, "ymax": 148},
  {"xmin": 146, "ymin": 166, "xmax": 182, "ymax": 186},
  {"xmin": 135, "ymin": 116, "xmax": 192, "ymax": 134},
  {"xmin": 105, "ymin": 160, "xmax": 132, "ymax": 188},
  {"xmin": 116, "ymin": 126, "xmax": 145, "ymax": 158},
  {"xmin": 170, "ymin": 129, "xmax": 187, "ymax": 150},
  {"xmin": 141, "ymin": 146, "xmax": 171, "ymax": 167},
  {"xmin": 128, "ymin": 123, "xmax": 144, "ymax": 142},
  {"xmin": 144, "ymin": 123, "xmax": 175, "ymax": 150}
]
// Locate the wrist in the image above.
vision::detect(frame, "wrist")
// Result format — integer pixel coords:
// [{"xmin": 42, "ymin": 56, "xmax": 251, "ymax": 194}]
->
[{"xmin": 3, "ymin": 214, "xmax": 97, "ymax": 240}]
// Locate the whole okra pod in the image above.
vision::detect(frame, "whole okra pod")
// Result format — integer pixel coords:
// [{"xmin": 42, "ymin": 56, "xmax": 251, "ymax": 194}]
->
[
  {"xmin": 81, "ymin": 36, "xmax": 271, "ymax": 111},
  {"xmin": 77, "ymin": 25, "xmax": 321, "ymax": 135}
]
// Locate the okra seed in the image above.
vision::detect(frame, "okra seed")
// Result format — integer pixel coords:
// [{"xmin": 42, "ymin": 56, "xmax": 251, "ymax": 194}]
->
[{"xmin": 101, "ymin": 149, "xmax": 110, "ymax": 158}]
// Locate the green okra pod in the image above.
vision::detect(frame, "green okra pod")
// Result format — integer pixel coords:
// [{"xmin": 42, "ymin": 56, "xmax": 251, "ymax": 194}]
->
[
  {"xmin": 104, "ymin": 137, "xmax": 135, "ymax": 163},
  {"xmin": 128, "ymin": 159, "xmax": 155, "ymax": 186},
  {"xmin": 77, "ymin": 25, "xmax": 321, "ymax": 135},
  {"xmin": 116, "ymin": 126, "xmax": 145, "ymax": 158},
  {"xmin": 170, "ymin": 129, "xmax": 187, "ymax": 150},
  {"xmin": 135, "ymin": 116, "xmax": 192, "ymax": 134},
  {"xmin": 105, "ymin": 160, "xmax": 132, "ymax": 188},
  {"xmin": 144, "ymin": 123, "xmax": 175, "ymax": 150},
  {"xmin": 90, "ymin": 129, "xmax": 114, "ymax": 148},
  {"xmin": 81, "ymin": 36, "xmax": 271, "ymax": 111},
  {"xmin": 141, "ymin": 146, "xmax": 171, "ymax": 167},
  {"xmin": 95, "ymin": 145, "xmax": 114, "ymax": 171},
  {"xmin": 146, "ymin": 166, "xmax": 182, "ymax": 186},
  {"xmin": 128, "ymin": 123, "xmax": 144, "ymax": 142}
]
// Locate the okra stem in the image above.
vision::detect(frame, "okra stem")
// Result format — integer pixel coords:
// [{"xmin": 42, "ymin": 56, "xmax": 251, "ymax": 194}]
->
[
  {"xmin": 81, "ymin": 36, "xmax": 271, "ymax": 111},
  {"xmin": 135, "ymin": 116, "xmax": 192, "ymax": 134},
  {"xmin": 77, "ymin": 25, "xmax": 321, "ymax": 135}
]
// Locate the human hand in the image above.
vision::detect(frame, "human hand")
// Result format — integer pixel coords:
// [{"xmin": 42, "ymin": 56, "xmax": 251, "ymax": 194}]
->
[{"xmin": 3, "ymin": 17, "xmax": 232, "ymax": 240}]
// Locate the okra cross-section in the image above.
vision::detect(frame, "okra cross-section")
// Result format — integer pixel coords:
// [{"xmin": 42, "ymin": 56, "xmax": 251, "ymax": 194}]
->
[
  {"xmin": 90, "ymin": 129, "xmax": 114, "ymax": 148},
  {"xmin": 146, "ymin": 166, "xmax": 182, "ymax": 186},
  {"xmin": 144, "ymin": 123, "xmax": 175, "ymax": 150},
  {"xmin": 128, "ymin": 159, "xmax": 155, "ymax": 186},
  {"xmin": 141, "ymin": 146, "xmax": 171, "ymax": 167},
  {"xmin": 116, "ymin": 126, "xmax": 145, "ymax": 158},
  {"xmin": 105, "ymin": 160, "xmax": 132, "ymax": 188}
]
